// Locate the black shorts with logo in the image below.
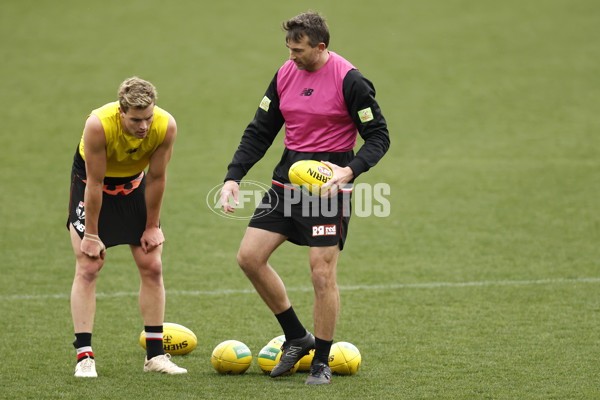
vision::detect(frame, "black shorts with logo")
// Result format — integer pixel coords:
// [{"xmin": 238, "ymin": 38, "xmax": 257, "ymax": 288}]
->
[
  {"xmin": 67, "ymin": 168, "xmax": 148, "ymax": 248},
  {"xmin": 248, "ymin": 184, "xmax": 352, "ymax": 250}
]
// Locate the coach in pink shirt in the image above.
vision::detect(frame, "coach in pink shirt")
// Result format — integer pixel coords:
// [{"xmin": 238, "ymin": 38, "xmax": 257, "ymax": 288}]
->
[{"xmin": 220, "ymin": 10, "xmax": 390, "ymax": 385}]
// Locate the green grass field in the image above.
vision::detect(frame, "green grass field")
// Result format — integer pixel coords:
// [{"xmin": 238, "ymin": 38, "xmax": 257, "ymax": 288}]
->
[{"xmin": 1, "ymin": 0, "xmax": 599, "ymax": 398}]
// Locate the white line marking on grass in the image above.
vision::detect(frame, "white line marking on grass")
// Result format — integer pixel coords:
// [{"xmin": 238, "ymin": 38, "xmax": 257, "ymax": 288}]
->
[
  {"xmin": 336, "ymin": 277, "xmax": 600, "ymax": 291},
  {"xmin": 2, "ymin": 277, "xmax": 599, "ymax": 301}
]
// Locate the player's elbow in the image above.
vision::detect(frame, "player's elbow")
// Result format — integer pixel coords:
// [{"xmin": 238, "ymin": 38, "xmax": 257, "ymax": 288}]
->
[{"xmin": 146, "ymin": 171, "xmax": 167, "ymax": 186}]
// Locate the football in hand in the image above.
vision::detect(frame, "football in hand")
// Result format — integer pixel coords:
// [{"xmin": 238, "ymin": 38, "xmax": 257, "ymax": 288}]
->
[{"xmin": 288, "ymin": 160, "xmax": 333, "ymax": 195}]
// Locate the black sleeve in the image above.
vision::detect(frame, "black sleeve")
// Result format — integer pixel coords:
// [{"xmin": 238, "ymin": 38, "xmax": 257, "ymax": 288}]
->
[
  {"xmin": 343, "ymin": 69, "xmax": 390, "ymax": 178},
  {"xmin": 224, "ymin": 72, "xmax": 285, "ymax": 182}
]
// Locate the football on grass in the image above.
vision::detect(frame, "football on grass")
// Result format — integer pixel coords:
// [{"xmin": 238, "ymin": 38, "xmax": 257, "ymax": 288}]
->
[
  {"xmin": 298, "ymin": 348, "xmax": 315, "ymax": 371},
  {"xmin": 211, "ymin": 340, "xmax": 252, "ymax": 374},
  {"xmin": 328, "ymin": 342, "xmax": 361, "ymax": 375},
  {"xmin": 288, "ymin": 160, "xmax": 333, "ymax": 195},
  {"xmin": 138, "ymin": 322, "xmax": 197, "ymax": 355}
]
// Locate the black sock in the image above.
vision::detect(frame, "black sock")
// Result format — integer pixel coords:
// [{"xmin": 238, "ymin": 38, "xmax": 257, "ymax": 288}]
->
[
  {"xmin": 145, "ymin": 325, "xmax": 165, "ymax": 360},
  {"xmin": 313, "ymin": 337, "xmax": 333, "ymax": 365},
  {"xmin": 73, "ymin": 332, "xmax": 94, "ymax": 363},
  {"xmin": 274, "ymin": 306, "xmax": 306, "ymax": 341}
]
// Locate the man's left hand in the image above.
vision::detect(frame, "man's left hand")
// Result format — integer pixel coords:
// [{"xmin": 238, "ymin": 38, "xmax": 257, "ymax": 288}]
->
[
  {"xmin": 319, "ymin": 161, "xmax": 354, "ymax": 198},
  {"xmin": 141, "ymin": 226, "xmax": 165, "ymax": 253}
]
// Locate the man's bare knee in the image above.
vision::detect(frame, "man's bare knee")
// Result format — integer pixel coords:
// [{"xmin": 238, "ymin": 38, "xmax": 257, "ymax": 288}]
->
[
  {"xmin": 76, "ymin": 259, "xmax": 103, "ymax": 284},
  {"xmin": 138, "ymin": 259, "xmax": 163, "ymax": 283},
  {"xmin": 311, "ymin": 266, "xmax": 336, "ymax": 291},
  {"xmin": 237, "ymin": 247, "xmax": 263, "ymax": 275}
]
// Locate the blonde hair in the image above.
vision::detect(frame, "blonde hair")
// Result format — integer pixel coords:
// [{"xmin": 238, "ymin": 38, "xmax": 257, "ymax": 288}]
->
[{"xmin": 118, "ymin": 77, "xmax": 157, "ymax": 113}]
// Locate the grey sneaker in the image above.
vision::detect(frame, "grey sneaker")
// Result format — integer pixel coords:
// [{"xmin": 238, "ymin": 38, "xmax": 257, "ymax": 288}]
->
[
  {"xmin": 270, "ymin": 330, "xmax": 315, "ymax": 377},
  {"xmin": 305, "ymin": 360, "xmax": 332, "ymax": 385}
]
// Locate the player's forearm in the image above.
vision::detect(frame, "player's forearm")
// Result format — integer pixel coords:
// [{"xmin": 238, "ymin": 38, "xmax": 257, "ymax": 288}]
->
[
  {"xmin": 83, "ymin": 182, "xmax": 103, "ymax": 234},
  {"xmin": 144, "ymin": 174, "xmax": 166, "ymax": 228}
]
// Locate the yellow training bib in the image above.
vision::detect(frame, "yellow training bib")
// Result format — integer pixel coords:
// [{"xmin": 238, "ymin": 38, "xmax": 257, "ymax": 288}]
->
[{"xmin": 78, "ymin": 101, "xmax": 169, "ymax": 177}]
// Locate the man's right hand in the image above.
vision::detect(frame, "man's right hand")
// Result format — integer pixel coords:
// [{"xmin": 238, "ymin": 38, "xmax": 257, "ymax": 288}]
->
[
  {"xmin": 81, "ymin": 233, "xmax": 106, "ymax": 260},
  {"xmin": 220, "ymin": 180, "xmax": 240, "ymax": 214}
]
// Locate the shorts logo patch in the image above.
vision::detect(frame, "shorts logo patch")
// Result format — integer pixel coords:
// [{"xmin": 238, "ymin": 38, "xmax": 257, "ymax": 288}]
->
[
  {"xmin": 358, "ymin": 107, "xmax": 374, "ymax": 123},
  {"xmin": 259, "ymin": 96, "xmax": 271, "ymax": 112},
  {"xmin": 312, "ymin": 224, "xmax": 337, "ymax": 237},
  {"xmin": 76, "ymin": 201, "xmax": 85, "ymax": 220},
  {"xmin": 73, "ymin": 201, "xmax": 85, "ymax": 232}
]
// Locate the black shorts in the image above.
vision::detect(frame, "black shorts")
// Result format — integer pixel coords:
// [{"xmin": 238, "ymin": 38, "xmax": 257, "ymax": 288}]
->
[
  {"xmin": 248, "ymin": 184, "xmax": 352, "ymax": 250},
  {"xmin": 67, "ymin": 169, "xmax": 148, "ymax": 248}
]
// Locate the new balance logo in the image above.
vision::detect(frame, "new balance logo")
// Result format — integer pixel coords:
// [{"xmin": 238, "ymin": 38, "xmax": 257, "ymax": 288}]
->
[
  {"xmin": 300, "ymin": 88, "xmax": 314, "ymax": 96},
  {"xmin": 283, "ymin": 346, "xmax": 302, "ymax": 358}
]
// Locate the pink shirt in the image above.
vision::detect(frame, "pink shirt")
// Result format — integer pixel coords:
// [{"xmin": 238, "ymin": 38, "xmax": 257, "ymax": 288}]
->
[{"xmin": 277, "ymin": 51, "xmax": 357, "ymax": 152}]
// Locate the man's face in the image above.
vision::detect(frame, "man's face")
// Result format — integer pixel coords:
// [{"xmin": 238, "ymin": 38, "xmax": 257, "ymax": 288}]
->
[
  {"xmin": 119, "ymin": 104, "xmax": 154, "ymax": 139},
  {"xmin": 286, "ymin": 35, "xmax": 324, "ymax": 72}
]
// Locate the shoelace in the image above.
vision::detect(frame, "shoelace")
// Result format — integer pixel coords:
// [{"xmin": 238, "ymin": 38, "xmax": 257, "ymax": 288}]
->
[
  {"xmin": 80, "ymin": 357, "xmax": 94, "ymax": 371},
  {"xmin": 156, "ymin": 354, "xmax": 176, "ymax": 367}
]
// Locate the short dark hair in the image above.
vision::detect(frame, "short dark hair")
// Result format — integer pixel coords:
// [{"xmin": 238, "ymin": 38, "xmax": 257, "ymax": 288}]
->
[{"xmin": 283, "ymin": 11, "xmax": 330, "ymax": 48}]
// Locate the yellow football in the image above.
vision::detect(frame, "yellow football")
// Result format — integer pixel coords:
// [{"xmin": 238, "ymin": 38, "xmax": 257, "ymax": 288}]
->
[
  {"xmin": 298, "ymin": 348, "xmax": 315, "ymax": 371},
  {"xmin": 328, "ymin": 342, "xmax": 361, "ymax": 375},
  {"xmin": 211, "ymin": 340, "xmax": 252, "ymax": 374},
  {"xmin": 288, "ymin": 160, "xmax": 333, "ymax": 195},
  {"xmin": 268, "ymin": 335, "xmax": 285, "ymax": 347},
  {"xmin": 139, "ymin": 322, "xmax": 197, "ymax": 355}
]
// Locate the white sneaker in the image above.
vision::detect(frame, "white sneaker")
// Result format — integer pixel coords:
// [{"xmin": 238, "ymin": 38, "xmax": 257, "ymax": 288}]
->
[
  {"xmin": 143, "ymin": 354, "xmax": 187, "ymax": 374},
  {"xmin": 74, "ymin": 356, "xmax": 97, "ymax": 378}
]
